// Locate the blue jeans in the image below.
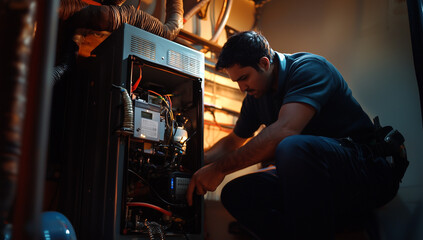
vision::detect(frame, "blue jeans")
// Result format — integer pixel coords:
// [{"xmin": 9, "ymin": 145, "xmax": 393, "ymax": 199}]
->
[{"xmin": 221, "ymin": 135, "xmax": 399, "ymax": 240}]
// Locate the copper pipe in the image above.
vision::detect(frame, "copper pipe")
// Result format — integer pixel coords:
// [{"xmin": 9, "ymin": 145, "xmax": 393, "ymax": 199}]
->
[
  {"xmin": 214, "ymin": 0, "xmax": 228, "ymax": 33},
  {"xmin": 210, "ymin": 0, "xmax": 232, "ymax": 42},
  {"xmin": 183, "ymin": 0, "xmax": 210, "ymax": 23}
]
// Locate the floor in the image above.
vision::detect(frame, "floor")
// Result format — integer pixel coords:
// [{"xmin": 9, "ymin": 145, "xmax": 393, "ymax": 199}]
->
[
  {"xmin": 203, "ymin": 199, "xmax": 370, "ymax": 240},
  {"xmin": 204, "ymin": 200, "xmax": 255, "ymax": 240}
]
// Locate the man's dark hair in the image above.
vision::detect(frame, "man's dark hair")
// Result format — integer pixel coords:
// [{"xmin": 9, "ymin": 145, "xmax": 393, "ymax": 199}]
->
[{"xmin": 216, "ymin": 31, "xmax": 275, "ymax": 72}]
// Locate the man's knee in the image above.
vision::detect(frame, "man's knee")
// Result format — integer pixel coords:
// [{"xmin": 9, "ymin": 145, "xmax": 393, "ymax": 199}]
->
[
  {"xmin": 275, "ymin": 135, "xmax": 328, "ymax": 175},
  {"xmin": 275, "ymin": 135, "xmax": 315, "ymax": 164},
  {"xmin": 275, "ymin": 135, "xmax": 306, "ymax": 159}
]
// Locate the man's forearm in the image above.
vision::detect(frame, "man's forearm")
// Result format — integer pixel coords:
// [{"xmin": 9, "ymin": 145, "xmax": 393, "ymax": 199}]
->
[
  {"xmin": 204, "ymin": 132, "xmax": 246, "ymax": 164},
  {"xmin": 213, "ymin": 124, "xmax": 296, "ymax": 175}
]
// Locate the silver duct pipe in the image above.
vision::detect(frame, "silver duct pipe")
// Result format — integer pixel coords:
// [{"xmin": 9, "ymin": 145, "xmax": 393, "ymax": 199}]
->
[
  {"xmin": 183, "ymin": 0, "xmax": 210, "ymax": 23},
  {"xmin": 210, "ymin": 0, "xmax": 232, "ymax": 42}
]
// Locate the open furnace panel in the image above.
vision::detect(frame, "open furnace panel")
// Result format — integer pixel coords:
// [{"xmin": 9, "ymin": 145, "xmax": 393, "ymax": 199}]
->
[
  {"xmin": 121, "ymin": 56, "xmax": 203, "ymax": 238},
  {"xmin": 69, "ymin": 24, "xmax": 204, "ymax": 240}
]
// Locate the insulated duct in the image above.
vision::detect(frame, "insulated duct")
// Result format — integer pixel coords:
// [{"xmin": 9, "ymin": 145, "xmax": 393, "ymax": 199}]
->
[
  {"xmin": 61, "ymin": 0, "xmax": 183, "ymax": 40},
  {"xmin": 53, "ymin": 0, "xmax": 183, "ymax": 85}
]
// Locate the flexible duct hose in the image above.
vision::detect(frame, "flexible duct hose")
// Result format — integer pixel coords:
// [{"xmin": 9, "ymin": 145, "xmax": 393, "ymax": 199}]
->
[
  {"xmin": 52, "ymin": 0, "xmax": 183, "ymax": 85},
  {"xmin": 0, "ymin": 0, "xmax": 36, "ymax": 226},
  {"xmin": 120, "ymin": 87, "xmax": 134, "ymax": 131},
  {"xmin": 112, "ymin": 85, "xmax": 133, "ymax": 131},
  {"xmin": 51, "ymin": 38, "xmax": 79, "ymax": 86},
  {"xmin": 61, "ymin": 0, "xmax": 183, "ymax": 40}
]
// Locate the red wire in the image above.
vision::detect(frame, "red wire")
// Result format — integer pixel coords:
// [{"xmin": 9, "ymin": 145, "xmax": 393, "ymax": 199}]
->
[
  {"xmin": 131, "ymin": 66, "xmax": 142, "ymax": 92},
  {"xmin": 126, "ymin": 202, "xmax": 172, "ymax": 217}
]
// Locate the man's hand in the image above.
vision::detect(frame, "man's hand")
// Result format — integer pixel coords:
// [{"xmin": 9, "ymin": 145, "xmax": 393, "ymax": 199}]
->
[{"xmin": 186, "ymin": 163, "xmax": 225, "ymax": 206}]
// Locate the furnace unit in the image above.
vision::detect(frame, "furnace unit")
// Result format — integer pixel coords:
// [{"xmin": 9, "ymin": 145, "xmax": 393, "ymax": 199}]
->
[{"xmin": 65, "ymin": 24, "xmax": 204, "ymax": 240}]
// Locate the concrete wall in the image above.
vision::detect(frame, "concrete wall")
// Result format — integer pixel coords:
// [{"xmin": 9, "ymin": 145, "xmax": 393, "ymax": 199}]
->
[
  {"xmin": 259, "ymin": 0, "xmax": 422, "ymax": 188},
  {"xmin": 258, "ymin": 0, "xmax": 423, "ymax": 238}
]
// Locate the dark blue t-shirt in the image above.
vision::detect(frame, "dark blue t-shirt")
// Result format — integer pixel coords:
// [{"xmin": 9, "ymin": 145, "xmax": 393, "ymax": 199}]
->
[{"xmin": 233, "ymin": 52, "xmax": 374, "ymax": 141}]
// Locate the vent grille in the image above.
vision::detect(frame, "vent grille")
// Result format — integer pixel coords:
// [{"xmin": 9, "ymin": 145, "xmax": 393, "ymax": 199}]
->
[
  {"xmin": 168, "ymin": 50, "xmax": 200, "ymax": 76},
  {"xmin": 130, "ymin": 35, "xmax": 156, "ymax": 61}
]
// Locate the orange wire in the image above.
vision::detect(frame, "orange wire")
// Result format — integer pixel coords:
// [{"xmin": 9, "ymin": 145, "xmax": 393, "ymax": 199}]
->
[
  {"xmin": 147, "ymin": 90, "xmax": 163, "ymax": 98},
  {"xmin": 165, "ymin": 95, "xmax": 172, "ymax": 109},
  {"xmin": 126, "ymin": 202, "xmax": 172, "ymax": 216},
  {"xmin": 131, "ymin": 66, "xmax": 142, "ymax": 92}
]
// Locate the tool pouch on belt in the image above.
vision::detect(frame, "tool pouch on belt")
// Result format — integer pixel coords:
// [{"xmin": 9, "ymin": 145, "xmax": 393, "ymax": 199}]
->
[{"xmin": 369, "ymin": 117, "xmax": 409, "ymax": 182}]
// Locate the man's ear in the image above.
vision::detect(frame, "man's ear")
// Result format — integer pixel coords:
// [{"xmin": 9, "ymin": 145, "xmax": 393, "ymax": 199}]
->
[{"xmin": 258, "ymin": 57, "xmax": 270, "ymax": 71}]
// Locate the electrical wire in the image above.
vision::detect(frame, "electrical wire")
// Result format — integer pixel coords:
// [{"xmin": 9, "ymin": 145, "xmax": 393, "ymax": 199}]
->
[
  {"xmin": 164, "ymin": 94, "xmax": 173, "ymax": 110},
  {"xmin": 204, "ymin": 120, "xmax": 234, "ymax": 129},
  {"xmin": 132, "ymin": 66, "xmax": 142, "ymax": 92},
  {"xmin": 210, "ymin": 110, "xmax": 232, "ymax": 133},
  {"xmin": 148, "ymin": 90, "xmax": 173, "ymax": 120},
  {"xmin": 126, "ymin": 202, "xmax": 172, "ymax": 217},
  {"xmin": 204, "ymin": 120, "xmax": 233, "ymax": 133},
  {"xmin": 148, "ymin": 90, "xmax": 167, "ymax": 105},
  {"xmin": 148, "ymin": 90, "xmax": 174, "ymax": 145},
  {"xmin": 136, "ymin": 0, "xmax": 141, "ymax": 10}
]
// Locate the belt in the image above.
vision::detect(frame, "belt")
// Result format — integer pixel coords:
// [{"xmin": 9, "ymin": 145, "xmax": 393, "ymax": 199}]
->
[
  {"xmin": 366, "ymin": 129, "xmax": 408, "ymax": 182},
  {"xmin": 339, "ymin": 130, "xmax": 409, "ymax": 183}
]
